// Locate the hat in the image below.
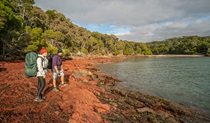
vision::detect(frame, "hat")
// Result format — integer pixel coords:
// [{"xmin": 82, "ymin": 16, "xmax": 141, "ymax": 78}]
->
[
  {"xmin": 58, "ymin": 49, "xmax": 63, "ymax": 53},
  {"xmin": 39, "ymin": 47, "xmax": 48, "ymax": 54}
]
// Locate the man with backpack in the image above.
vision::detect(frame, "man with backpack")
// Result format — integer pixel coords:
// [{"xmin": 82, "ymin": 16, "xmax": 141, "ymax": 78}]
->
[
  {"xmin": 35, "ymin": 47, "xmax": 48, "ymax": 102},
  {"xmin": 52, "ymin": 49, "xmax": 68, "ymax": 91}
]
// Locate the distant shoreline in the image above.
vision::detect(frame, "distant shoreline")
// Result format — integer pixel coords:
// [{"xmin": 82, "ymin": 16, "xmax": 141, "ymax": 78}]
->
[
  {"xmin": 84, "ymin": 54, "xmax": 207, "ymax": 60},
  {"xmin": 146, "ymin": 54, "xmax": 206, "ymax": 57}
]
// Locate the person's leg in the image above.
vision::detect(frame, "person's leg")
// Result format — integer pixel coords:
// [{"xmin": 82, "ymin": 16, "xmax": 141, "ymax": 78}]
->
[
  {"xmin": 60, "ymin": 70, "xmax": 68, "ymax": 87},
  {"xmin": 61, "ymin": 76, "xmax": 65, "ymax": 85},
  {"xmin": 52, "ymin": 71, "xmax": 59, "ymax": 91},
  {"xmin": 39, "ymin": 77, "xmax": 46, "ymax": 96},
  {"xmin": 52, "ymin": 71, "xmax": 58, "ymax": 88},
  {"xmin": 35, "ymin": 77, "xmax": 45, "ymax": 102},
  {"xmin": 36, "ymin": 77, "xmax": 41, "ymax": 98},
  {"xmin": 37, "ymin": 77, "xmax": 46, "ymax": 97},
  {"xmin": 53, "ymin": 79, "xmax": 57, "ymax": 88},
  {"xmin": 38, "ymin": 79, "xmax": 41, "ymax": 89}
]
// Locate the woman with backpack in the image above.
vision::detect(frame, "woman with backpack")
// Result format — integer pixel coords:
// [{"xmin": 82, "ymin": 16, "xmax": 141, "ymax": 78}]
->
[{"xmin": 34, "ymin": 47, "xmax": 48, "ymax": 102}]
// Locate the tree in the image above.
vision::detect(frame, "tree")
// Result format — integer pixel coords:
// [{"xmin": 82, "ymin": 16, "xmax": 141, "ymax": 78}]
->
[
  {"xmin": 123, "ymin": 43, "xmax": 134, "ymax": 55},
  {"xmin": 136, "ymin": 47, "xmax": 142, "ymax": 54},
  {"xmin": 81, "ymin": 48, "xmax": 88, "ymax": 55},
  {"xmin": 147, "ymin": 36, "xmax": 210, "ymax": 55},
  {"xmin": 113, "ymin": 50, "xmax": 120, "ymax": 55},
  {"xmin": 197, "ymin": 42, "xmax": 210, "ymax": 54},
  {"xmin": 141, "ymin": 44, "xmax": 152, "ymax": 55},
  {"xmin": 0, "ymin": 0, "xmax": 22, "ymax": 56},
  {"xmin": 46, "ymin": 10, "xmax": 56, "ymax": 19}
]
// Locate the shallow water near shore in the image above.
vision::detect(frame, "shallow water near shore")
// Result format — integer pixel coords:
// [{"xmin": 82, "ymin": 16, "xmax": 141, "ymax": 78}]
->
[{"xmin": 98, "ymin": 57, "xmax": 210, "ymax": 114}]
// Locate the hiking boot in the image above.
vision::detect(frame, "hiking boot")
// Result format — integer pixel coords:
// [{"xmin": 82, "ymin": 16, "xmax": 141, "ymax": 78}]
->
[
  {"xmin": 53, "ymin": 87, "xmax": 59, "ymax": 92},
  {"xmin": 42, "ymin": 96, "xmax": 46, "ymax": 100},
  {"xmin": 61, "ymin": 83, "xmax": 68, "ymax": 87},
  {"xmin": 34, "ymin": 97, "xmax": 44, "ymax": 102},
  {"xmin": 41, "ymin": 94, "xmax": 46, "ymax": 100}
]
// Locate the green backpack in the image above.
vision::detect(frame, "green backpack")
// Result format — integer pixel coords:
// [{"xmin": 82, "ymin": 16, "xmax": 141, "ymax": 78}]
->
[{"xmin": 24, "ymin": 52, "xmax": 43, "ymax": 78}]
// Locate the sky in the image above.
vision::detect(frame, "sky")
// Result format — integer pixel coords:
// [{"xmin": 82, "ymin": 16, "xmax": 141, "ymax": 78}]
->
[{"xmin": 34, "ymin": 0, "xmax": 210, "ymax": 42}]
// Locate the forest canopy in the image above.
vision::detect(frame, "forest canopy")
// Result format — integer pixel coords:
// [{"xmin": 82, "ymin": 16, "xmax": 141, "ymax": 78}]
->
[
  {"xmin": 147, "ymin": 36, "xmax": 210, "ymax": 55},
  {"xmin": 0, "ymin": 0, "xmax": 209, "ymax": 60}
]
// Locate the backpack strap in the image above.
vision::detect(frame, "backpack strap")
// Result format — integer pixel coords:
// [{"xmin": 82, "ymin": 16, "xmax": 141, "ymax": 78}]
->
[
  {"xmin": 38, "ymin": 56, "xmax": 44, "ymax": 63},
  {"xmin": 37, "ymin": 56, "xmax": 47, "ymax": 69}
]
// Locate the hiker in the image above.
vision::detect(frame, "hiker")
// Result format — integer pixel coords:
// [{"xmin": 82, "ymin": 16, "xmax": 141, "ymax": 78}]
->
[
  {"xmin": 52, "ymin": 49, "xmax": 68, "ymax": 91},
  {"xmin": 34, "ymin": 47, "xmax": 48, "ymax": 102}
]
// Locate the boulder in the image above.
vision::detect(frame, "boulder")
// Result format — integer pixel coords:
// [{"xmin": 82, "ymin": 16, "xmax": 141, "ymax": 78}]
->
[{"xmin": 72, "ymin": 69, "xmax": 92, "ymax": 80}]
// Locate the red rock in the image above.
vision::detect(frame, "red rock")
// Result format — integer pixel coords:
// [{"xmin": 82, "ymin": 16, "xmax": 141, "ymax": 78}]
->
[
  {"xmin": 0, "ymin": 57, "xmax": 117, "ymax": 123},
  {"xmin": 94, "ymin": 103, "xmax": 110, "ymax": 114},
  {"xmin": 55, "ymin": 111, "xmax": 59, "ymax": 116},
  {"xmin": 62, "ymin": 94, "xmax": 69, "ymax": 100},
  {"xmin": 90, "ymin": 81, "xmax": 98, "ymax": 85},
  {"xmin": 68, "ymin": 119, "xmax": 78, "ymax": 123}
]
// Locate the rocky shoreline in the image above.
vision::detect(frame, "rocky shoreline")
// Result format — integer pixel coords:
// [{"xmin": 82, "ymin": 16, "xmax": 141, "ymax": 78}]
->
[
  {"xmin": 0, "ymin": 56, "xmax": 210, "ymax": 123},
  {"xmin": 87, "ymin": 56, "xmax": 210, "ymax": 123}
]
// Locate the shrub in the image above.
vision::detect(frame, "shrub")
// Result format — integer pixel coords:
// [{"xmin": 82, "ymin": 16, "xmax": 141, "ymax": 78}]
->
[
  {"xmin": 63, "ymin": 49, "xmax": 71, "ymax": 56},
  {"xmin": 113, "ymin": 50, "xmax": 120, "ymax": 55},
  {"xmin": 81, "ymin": 48, "xmax": 89, "ymax": 55}
]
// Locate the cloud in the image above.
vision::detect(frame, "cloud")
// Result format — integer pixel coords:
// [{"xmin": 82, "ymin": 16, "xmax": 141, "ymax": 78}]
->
[
  {"xmin": 34, "ymin": 0, "xmax": 210, "ymax": 42},
  {"xmin": 118, "ymin": 17, "xmax": 210, "ymax": 42}
]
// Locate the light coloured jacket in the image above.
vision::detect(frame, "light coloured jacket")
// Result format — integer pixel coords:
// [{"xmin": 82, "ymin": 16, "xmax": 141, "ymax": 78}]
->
[{"xmin": 37, "ymin": 54, "xmax": 48, "ymax": 77}]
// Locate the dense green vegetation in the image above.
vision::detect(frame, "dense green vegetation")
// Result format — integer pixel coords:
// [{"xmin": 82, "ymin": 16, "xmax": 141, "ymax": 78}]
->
[
  {"xmin": 0, "ymin": 0, "xmax": 152, "ymax": 60},
  {"xmin": 0, "ymin": 0, "xmax": 209, "ymax": 60},
  {"xmin": 147, "ymin": 36, "xmax": 210, "ymax": 55}
]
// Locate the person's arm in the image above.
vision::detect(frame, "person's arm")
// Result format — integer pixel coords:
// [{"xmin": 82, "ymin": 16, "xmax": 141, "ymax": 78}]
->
[
  {"xmin": 45, "ymin": 57, "xmax": 48, "ymax": 68},
  {"xmin": 54, "ymin": 66, "xmax": 59, "ymax": 74},
  {"xmin": 52, "ymin": 56, "xmax": 59, "ymax": 74}
]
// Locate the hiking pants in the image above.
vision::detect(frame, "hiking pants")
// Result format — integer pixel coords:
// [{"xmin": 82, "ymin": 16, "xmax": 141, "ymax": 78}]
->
[{"xmin": 37, "ymin": 77, "xmax": 46, "ymax": 98}]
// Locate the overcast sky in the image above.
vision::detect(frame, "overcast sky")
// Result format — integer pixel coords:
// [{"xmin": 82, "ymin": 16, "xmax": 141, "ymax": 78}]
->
[{"xmin": 34, "ymin": 0, "xmax": 210, "ymax": 42}]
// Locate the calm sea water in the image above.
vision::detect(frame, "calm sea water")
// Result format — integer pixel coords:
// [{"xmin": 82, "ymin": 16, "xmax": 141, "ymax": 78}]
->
[{"xmin": 98, "ymin": 57, "xmax": 210, "ymax": 114}]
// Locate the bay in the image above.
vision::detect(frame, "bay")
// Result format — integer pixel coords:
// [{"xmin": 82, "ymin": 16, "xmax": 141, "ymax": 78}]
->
[{"xmin": 98, "ymin": 57, "xmax": 210, "ymax": 114}]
